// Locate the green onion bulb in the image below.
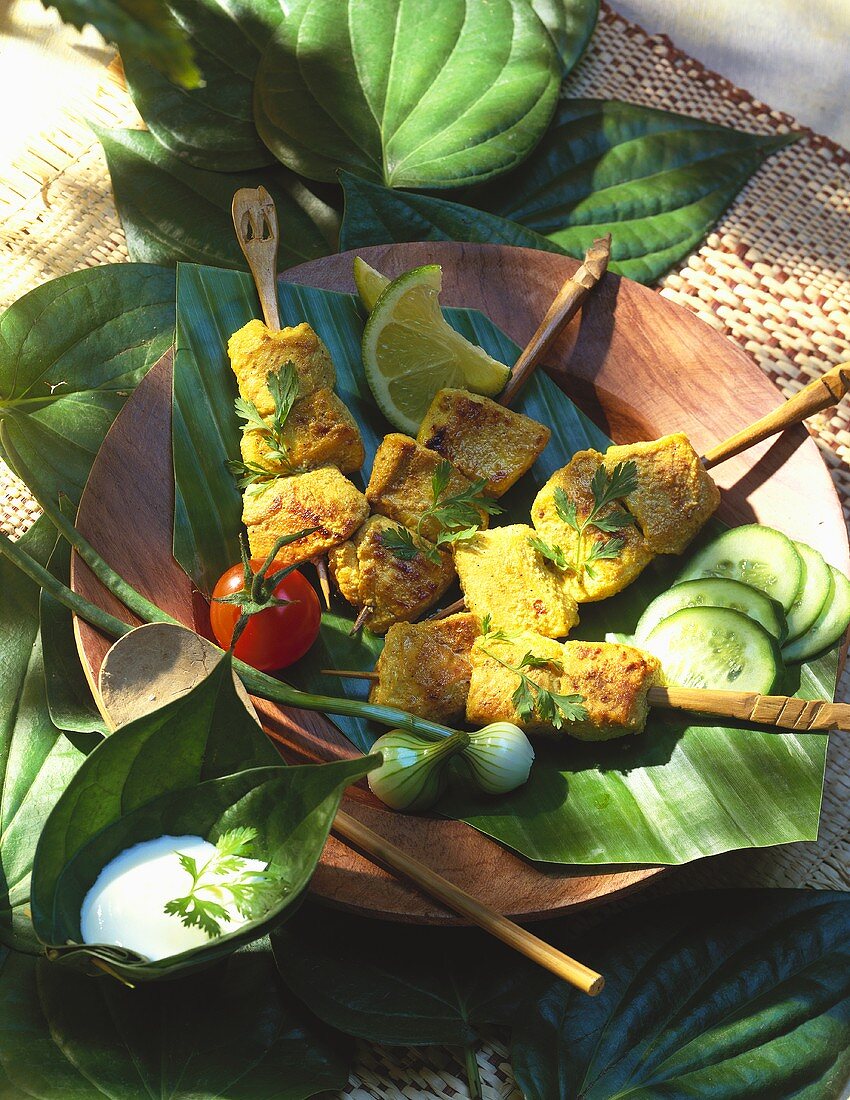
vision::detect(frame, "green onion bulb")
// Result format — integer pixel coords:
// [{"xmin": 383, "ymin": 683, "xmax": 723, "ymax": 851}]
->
[
  {"xmin": 461, "ymin": 722, "xmax": 535, "ymax": 794},
  {"xmin": 367, "ymin": 729, "xmax": 470, "ymax": 812}
]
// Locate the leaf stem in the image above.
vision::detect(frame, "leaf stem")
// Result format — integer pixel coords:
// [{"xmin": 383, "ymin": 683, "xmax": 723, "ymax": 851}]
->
[{"xmin": 463, "ymin": 1044, "xmax": 483, "ymax": 1100}]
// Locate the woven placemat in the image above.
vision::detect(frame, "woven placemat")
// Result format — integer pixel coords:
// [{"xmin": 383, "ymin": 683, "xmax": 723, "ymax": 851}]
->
[{"xmin": 2, "ymin": 5, "xmax": 849, "ymax": 1097}]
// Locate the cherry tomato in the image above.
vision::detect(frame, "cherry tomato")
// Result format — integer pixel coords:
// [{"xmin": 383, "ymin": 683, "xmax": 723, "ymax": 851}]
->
[{"xmin": 210, "ymin": 561, "xmax": 321, "ymax": 672}]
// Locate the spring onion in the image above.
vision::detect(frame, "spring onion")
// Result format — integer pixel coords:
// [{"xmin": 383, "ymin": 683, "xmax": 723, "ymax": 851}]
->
[
  {"xmin": 461, "ymin": 722, "xmax": 535, "ymax": 794},
  {"xmin": 367, "ymin": 729, "xmax": 470, "ymax": 811}
]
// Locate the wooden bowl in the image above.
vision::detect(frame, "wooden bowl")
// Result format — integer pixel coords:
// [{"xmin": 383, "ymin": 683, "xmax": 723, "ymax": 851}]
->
[{"xmin": 72, "ymin": 242, "xmax": 849, "ymax": 924}]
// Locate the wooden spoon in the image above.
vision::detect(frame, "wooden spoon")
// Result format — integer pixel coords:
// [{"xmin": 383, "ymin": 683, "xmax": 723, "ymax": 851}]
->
[{"xmin": 99, "ymin": 623, "xmax": 604, "ymax": 996}]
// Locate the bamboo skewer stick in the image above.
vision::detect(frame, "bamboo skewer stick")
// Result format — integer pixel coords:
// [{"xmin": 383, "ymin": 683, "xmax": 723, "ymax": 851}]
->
[
  {"xmin": 499, "ymin": 234, "xmax": 611, "ymax": 407},
  {"xmin": 322, "ymin": 670, "xmax": 850, "ymax": 733},
  {"xmin": 702, "ymin": 362, "xmax": 850, "ymax": 469},
  {"xmin": 333, "ymin": 809, "xmax": 604, "ymax": 996},
  {"xmin": 232, "ymin": 186, "xmax": 332, "ymax": 607}
]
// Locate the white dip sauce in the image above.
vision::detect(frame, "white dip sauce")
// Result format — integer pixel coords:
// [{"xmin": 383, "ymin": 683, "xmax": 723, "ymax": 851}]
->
[{"xmin": 80, "ymin": 834, "xmax": 266, "ymax": 961}]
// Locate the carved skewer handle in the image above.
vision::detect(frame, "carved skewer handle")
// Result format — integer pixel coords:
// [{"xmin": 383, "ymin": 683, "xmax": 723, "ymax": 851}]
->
[
  {"xmin": 498, "ymin": 234, "xmax": 611, "ymax": 407},
  {"xmin": 702, "ymin": 362, "xmax": 850, "ymax": 470},
  {"xmin": 648, "ymin": 686, "xmax": 850, "ymax": 731},
  {"xmin": 232, "ymin": 186, "xmax": 281, "ymax": 332}
]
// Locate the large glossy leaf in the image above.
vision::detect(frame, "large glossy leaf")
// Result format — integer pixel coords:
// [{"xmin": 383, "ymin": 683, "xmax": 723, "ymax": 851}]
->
[
  {"xmin": 0, "ymin": 264, "xmax": 175, "ymax": 506},
  {"xmin": 172, "ymin": 262, "xmax": 836, "ymax": 867},
  {"xmin": 31, "ymin": 649, "xmax": 377, "ymax": 981},
  {"xmin": 0, "ymin": 518, "xmax": 93, "ymax": 954},
  {"xmin": 530, "ymin": 0, "xmax": 598, "ymax": 74},
  {"xmin": 121, "ymin": 0, "xmax": 282, "ymax": 170},
  {"xmin": 253, "ymin": 0, "xmax": 561, "ymax": 189},
  {"xmin": 273, "ymin": 902, "xmax": 539, "ymax": 1045},
  {"xmin": 45, "ymin": 0, "xmax": 200, "ymax": 87},
  {"xmin": 512, "ymin": 890, "xmax": 850, "ymax": 1100},
  {"xmin": 0, "ymin": 940, "xmax": 353, "ymax": 1098},
  {"xmin": 95, "ymin": 127, "xmax": 339, "ymax": 270},
  {"xmin": 340, "ymin": 100, "xmax": 795, "ymax": 283}
]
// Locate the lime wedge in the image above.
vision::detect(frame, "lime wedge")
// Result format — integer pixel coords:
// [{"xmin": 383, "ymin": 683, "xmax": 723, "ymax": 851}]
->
[
  {"xmin": 353, "ymin": 256, "xmax": 389, "ymax": 312},
  {"xmin": 361, "ymin": 265, "xmax": 510, "ymax": 434}
]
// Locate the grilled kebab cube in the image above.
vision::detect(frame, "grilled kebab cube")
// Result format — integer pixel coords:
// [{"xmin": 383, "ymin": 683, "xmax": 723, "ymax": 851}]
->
[
  {"xmin": 603, "ymin": 433, "xmax": 720, "ymax": 555},
  {"xmin": 240, "ymin": 387, "xmax": 364, "ymax": 475},
  {"xmin": 228, "ymin": 319, "xmax": 335, "ymax": 415},
  {"xmin": 466, "ymin": 634, "xmax": 661, "ymax": 740},
  {"xmin": 366, "ymin": 433, "xmax": 488, "ymax": 543},
  {"xmin": 416, "ymin": 388, "xmax": 550, "ymax": 497},
  {"xmin": 531, "ymin": 449, "xmax": 654, "ymax": 603},
  {"xmin": 453, "ymin": 524, "xmax": 579, "ymax": 639},
  {"xmin": 369, "ymin": 613, "xmax": 480, "ymax": 723},
  {"xmin": 328, "ymin": 515, "xmax": 457, "ymax": 634},
  {"xmin": 242, "ymin": 466, "xmax": 368, "ymax": 563}
]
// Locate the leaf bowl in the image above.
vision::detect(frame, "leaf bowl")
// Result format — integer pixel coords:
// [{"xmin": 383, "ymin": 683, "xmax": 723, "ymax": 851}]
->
[{"xmin": 69, "ymin": 241, "xmax": 849, "ymax": 923}]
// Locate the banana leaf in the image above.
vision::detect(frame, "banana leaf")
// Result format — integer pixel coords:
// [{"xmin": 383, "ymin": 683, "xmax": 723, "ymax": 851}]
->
[
  {"xmin": 30, "ymin": 649, "xmax": 378, "ymax": 982},
  {"xmin": 172, "ymin": 262, "xmax": 836, "ymax": 867}
]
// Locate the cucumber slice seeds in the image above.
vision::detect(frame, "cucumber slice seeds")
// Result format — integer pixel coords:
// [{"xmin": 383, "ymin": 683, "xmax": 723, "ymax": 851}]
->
[
  {"xmin": 634, "ymin": 577, "xmax": 787, "ymax": 643},
  {"xmin": 643, "ymin": 606, "xmax": 782, "ymax": 694}
]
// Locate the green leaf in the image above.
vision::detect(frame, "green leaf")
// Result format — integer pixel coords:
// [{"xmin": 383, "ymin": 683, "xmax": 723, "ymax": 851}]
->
[
  {"xmin": 0, "ymin": 940, "xmax": 353, "ymax": 1097},
  {"xmin": 44, "ymin": 0, "xmax": 201, "ymax": 88},
  {"xmin": 121, "ymin": 0, "xmax": 283, "ymax": 170},
  {"xmin": 95, "ymin": 127, "xmax": 338, "ymax": 270},
  {"xmin": 253, "ymin": 0, "xmax": 561, "ymax": 189},
  {"xmin": 31, "ymin": 649, "xmax": 378, "ymax": 981},
  {"xmin": 172, "ymin": 262, "xmax": 836, "ymax": 867},
  {"xmin": 0, "ymin": 264, "xmax": 175, "ymax": 506},
  {"xmin": 272, "ymin": 902, "xmax": 539, "ymax": 1045},
  {"xmin": 0, "ymin": 518, "xmax": 93, "ymax": 953},
  {"xmin": 512, "ymin": 890, "xmax": 850, "ymax": 1100},
  {"xmin": 340, "ymin": 101, "xmax": 796, "ymax": 283},
  {"xmin": 529, "ymin": 0, "xmax": 599, "ymax": 74}
]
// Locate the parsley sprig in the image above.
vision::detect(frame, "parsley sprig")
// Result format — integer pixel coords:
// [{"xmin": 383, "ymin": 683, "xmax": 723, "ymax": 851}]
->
[
  {"xmin": 380, "ymin": 460, "xmax": 502, "ymax": 564},
  {"xmin": 163, "ymin": 828, "xmax": 282, "ymax": 940},
  {"xmin": 479, "ymin": 617, "xmax": 588, "ymax": 729},
  {"xmin": 529, "ymin": 460, "xmax": 638, "ymax": 580},
  {"xmin": 227, "ymin": 362, "xmax": 300, "ymax": 488}
]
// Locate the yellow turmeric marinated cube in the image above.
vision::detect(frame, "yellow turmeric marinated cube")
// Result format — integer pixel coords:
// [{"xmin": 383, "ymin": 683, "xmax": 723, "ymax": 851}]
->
[
  {"xmin": 369, "ymin": 613, "xmax": 480, "ymax": 723},
  {"xmin": 228, "ymin": 319, "xmax": 335, "ymax": 415},
  {"xmin": 240, "ymin": 388, "xmax": 364, "ymax": 475},
  {"xmin": 531, "ymin": 450, "xmax": 654, "ymax": 603},
  {"xmin": 366, "ymin": 433, "xmax": 487, "ymax": 543},
  {"xmin": 328, "ymin": 516, "xmax": 457, "ymax": 635},
  {"xmin": 453, "ymin": 524, "xmax": 579, "ymax": 639},
  {"xmin": 603, "ymin": 433, "xmax": 720, "ymax": 555},
  {"xmin": 466, "ymin": 635, "xmax": 660, "ymax": 740},
  {"xmin": 242, "ymin": 466, "xmax": 368, "ymax": 563},
  {"xmin": 417, "ymin": 388, "xmax": 550, "ymax": 497}
]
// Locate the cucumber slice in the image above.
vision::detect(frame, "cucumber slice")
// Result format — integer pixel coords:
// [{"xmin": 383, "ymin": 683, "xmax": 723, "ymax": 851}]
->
[
  {"xmin": 643, "ymin": 606, "xmax": 782, "ymax": 693},
  {"xmin": 782, "ymin": 566, "xmax": 850, "ymax": 662},
  {"xmin": 635, "ymin": 578, "xmax": 786, "ymax": 643},
  {"xmin": 677, "ymin": 525, "xmax": 803, "ymax": 613},
  {"xmin": 784, "ymin": 542, "xmax": 833, "ymax": 642}
]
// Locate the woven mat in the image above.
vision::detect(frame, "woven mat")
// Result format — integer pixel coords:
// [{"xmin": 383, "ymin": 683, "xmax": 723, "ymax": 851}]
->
[{"xmin": 2, "ymin": 5, "xmax": 849, "ymax": 1097}]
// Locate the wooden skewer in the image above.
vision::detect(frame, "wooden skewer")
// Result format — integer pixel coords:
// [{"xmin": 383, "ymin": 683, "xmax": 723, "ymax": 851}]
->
[
  {"xmin": 648, "ymin": 686, "xmax": 850, "ymax": 731},
  {"xmin": 349, "ymin": 606, "xmax": 371, "ymax": 636},
  {"xmin": 499, "ymin": 234, "xmax": 611, "ymax": 407},
  {"xmin": 323, "ymin": 670, "xmax": 849, "ymax": 733},
  {"xmin": 232, "ymin": 186, "xmax": 332, "ymax": 608},
  {"xmin": 333, "ymin": 809, "xmax": 604, "ymax": 995},
  {"xmin": 702, "ymin": 361, "xmax": 850, "ymax": 469},
  {"xmin": 429, "ymin": 597, "xmax": 465, "ymax": 620}
]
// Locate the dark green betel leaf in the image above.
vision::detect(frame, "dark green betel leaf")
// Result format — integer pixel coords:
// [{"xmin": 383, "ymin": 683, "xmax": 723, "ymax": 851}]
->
[
  {"xmin": 172, "ymin": 262, "xmax": 836, "ymax": 868},
  {"xmin": 0, "ymin": 263, "xmax": 175, "ymax": 506},
  {"xmin": 121, "ymin": 0, "xmax": 283, "ymax": 171},
  {"xmin": 0, "ymin": 518, "xmax": 93, "ymax": 954},
  {"xmin": 253, "ymin": 0, "xmax": 561, "ymax": 189},
  {"xmin": 273, "ymin": 902, "xmax": 540, "ymax": 1045},
  {"xmin": 340, "ymin": 101, "xmax": 796, "ymax": 283},
  {"xmin": 511, "ymin": 890, "xmax": 850, "ymax": 1100},
  {"xmin": 95, "ymin": 127, "xmax": 339, "ymax": 270},
  {"xmin": 31, "ymin": 650, "xmax": 377, "ymax": 981},
  {"xmin": 43, "ymin": 0, "xmax": 201, "ymax": 88},
  {"xmin": 0, "ymin": 940, "xmax": 353, "ymax": 1098},
  {"xmin": 529, "ymin": 0, "xmax": 599, "ymax": 74}
]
